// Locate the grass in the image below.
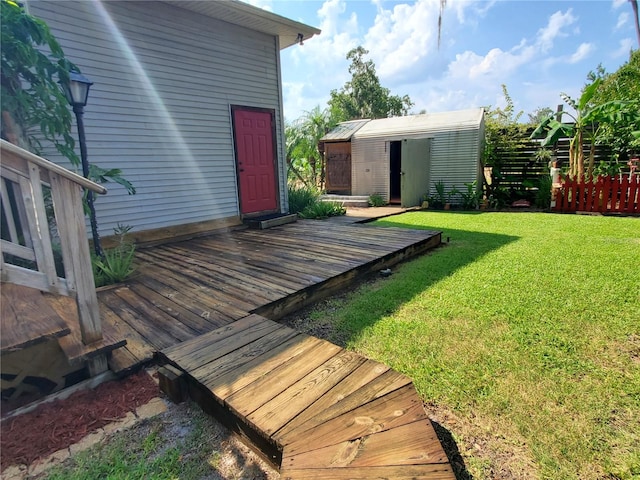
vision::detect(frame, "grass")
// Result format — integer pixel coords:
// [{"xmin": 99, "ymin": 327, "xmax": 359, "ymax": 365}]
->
[
  {"xmin": 45, "ymin": 413, "xmax": 211, "ymax": 480},
  {"xmin": 307, "ymin": 211, "xmax": 640, "ymax": 479},
  {"xmin": 43, "ymin": 402, "xmax": 273, "ymax": 480}
]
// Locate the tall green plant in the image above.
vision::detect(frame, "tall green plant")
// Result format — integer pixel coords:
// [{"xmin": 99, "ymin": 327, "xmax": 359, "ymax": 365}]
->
[
  {"xmin": 286, "ymin": 106, "xmax": 340, "ymax": 188},
  {"xmin": 483, "ymin": 85, "xmax": 529, "ymax": 202},
  {"xmin": 531, "ymin": 76, "xmax": 640, "ymax": 179}
]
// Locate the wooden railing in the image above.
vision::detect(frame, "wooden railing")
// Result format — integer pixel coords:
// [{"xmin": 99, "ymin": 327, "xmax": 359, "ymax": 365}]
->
[
  {"xmin": 1, "ymin": 139, "xmax": 107, "ymax": 344},
  {"xmin": 554, "ymin": 174, "xmax": 640, "ymax": 214}
]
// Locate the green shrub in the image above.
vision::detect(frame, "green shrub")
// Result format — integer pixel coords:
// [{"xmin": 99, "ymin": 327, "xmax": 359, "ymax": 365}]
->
[
  {"xmin": 299, "ymin": 201, "xmax": 346, "ymax": 219},
  {"xmin": 92, "ymin": 224, "xmax": 135, "ymax": 287},
  {"xmin": 460, "ymin": 181, "xmax": 482, "ymax": 210},
  {"xmin": 92, "ymin": 244, "xmax": 135, "ymax": 287},
  {"xmin": 368, "ymin": 193, "xmax": 386, "ymax": 207},
  {"xmin": 535, "ymin": 175, "xmax": 553, "ymax": 209},
  {"xmin": 288, "ymin": 185, "xmax": 319, "ymax": 214}
]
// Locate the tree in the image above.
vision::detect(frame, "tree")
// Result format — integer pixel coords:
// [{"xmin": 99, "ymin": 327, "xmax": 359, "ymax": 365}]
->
[
  {"xmin": 286, "ymin": 106, "xmax": 340, "ymax": 188},
  {"xmin": 1, "ymin": 0, "xmax": 77, "ymax": 158},
  {"xmin": 527, "ymin": 107, "xmax": 555, "ymax": 127},
  {"xmin": 328, "ymin": 47, "xmax": 413, "ymax": 121},
  {"xmin": 589, "ymin": 50, "xmax": 640, "ymax": 158}
]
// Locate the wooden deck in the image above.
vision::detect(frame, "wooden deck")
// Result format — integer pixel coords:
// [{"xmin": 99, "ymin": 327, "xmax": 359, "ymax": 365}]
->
[
  {"xmin": 100, "ymin": 220, "xmax": 441, "ymax": 374},
  {"xmin": 158, "ymin": 315, "xmax": 454, "ymax": 479}
]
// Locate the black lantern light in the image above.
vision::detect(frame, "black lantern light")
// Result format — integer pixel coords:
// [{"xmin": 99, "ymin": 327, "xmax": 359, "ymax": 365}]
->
[{"xmin": 63, "ymin": 71, "xmax": 102, "ymax": 258}]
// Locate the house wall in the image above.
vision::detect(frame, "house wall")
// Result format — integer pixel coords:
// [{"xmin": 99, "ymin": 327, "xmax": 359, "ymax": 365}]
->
[
  {"xmin": 28, "ymin": 1, "xmax": 286, "ymax": 236},
  {"xmin": 351, "ymin": 125, "xmax": 483, "ymax": 202}
]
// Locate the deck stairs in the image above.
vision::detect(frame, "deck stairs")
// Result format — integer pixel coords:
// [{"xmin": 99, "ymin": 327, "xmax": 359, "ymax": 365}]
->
[
  {"xmin": 159, "ymin": 315, "xmax": 455, "ymax": 479},
  {"xmin": 0, "ymin": 283, "xmax": 125, "ymax": 364},
  {"xmin": 1, "ymin": 283, "xmax": 125, "ymax": 405}
]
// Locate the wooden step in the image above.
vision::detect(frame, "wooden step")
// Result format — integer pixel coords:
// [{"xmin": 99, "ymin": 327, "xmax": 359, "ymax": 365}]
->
[
  {"xmin": 159, "ymin": 316, "xmax": 455, "ymax": 479},
  {"xmin": 1, "ymin": 283, "xmax": 71, "ymax": 354},
  {"xmin": 43, "ymin": 293, "xmax": 126, "ymax": 365}
]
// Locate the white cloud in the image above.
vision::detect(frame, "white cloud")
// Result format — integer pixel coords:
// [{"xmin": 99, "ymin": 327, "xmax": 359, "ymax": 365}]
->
[
  {"xmin": 282, "ymin": 0, "xmax": 361, "ymax": 120},
  {"xmin": 568, "ymin": 42, "xmax": 594, "ymax": 64},
  {"xmin": 615, "ymin": 11, "xmax": 630, "ymax": 30},
  {"xmin": 290, "ymin": 0, "xmax": 359, "ymax": 69},
  {"xmin": 612, "ymin": 37, "xmax": 634, "ymax": 57},
  {"xmin": 363, "ymin": 0, "xmax": 439, "ymax": 80},
  {"xmin": 612, "ymin": 0, "xmax": 627, "ymax": 9},
  {"xmin": 536, "ymin": 9, "xmax": 577, "ymax": 52}
]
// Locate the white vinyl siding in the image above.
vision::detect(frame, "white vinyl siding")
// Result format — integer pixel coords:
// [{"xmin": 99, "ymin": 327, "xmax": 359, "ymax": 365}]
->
[{"xmin": 29, "ymin": 1, "xmax": 286, "ymax": 235}]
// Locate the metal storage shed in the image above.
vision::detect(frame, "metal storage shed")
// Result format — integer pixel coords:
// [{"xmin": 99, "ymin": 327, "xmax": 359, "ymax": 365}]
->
[{"xmin": 321, "ymin": 108, "xmax": 485, "ymax": 207}]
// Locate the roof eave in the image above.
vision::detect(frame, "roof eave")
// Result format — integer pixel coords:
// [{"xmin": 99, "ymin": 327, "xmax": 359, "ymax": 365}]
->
[{"xmin": 162, "ymin": 0, "xmax": 320, "ymax": 49}]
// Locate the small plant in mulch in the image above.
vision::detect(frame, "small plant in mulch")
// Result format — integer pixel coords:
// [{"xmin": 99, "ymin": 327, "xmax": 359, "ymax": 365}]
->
[{"xmin": 0, "ymin": 371, "xmax": 158, "ymax": 471}]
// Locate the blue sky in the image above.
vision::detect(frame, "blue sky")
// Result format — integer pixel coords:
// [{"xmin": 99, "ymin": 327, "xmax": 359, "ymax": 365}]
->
[{"xmin": 245, "ymin": 0, "xmax": 638, "ymax": 122}]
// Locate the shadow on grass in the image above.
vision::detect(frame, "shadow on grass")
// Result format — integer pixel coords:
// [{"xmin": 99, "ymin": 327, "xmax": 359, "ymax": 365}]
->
[
  {"xmin": 431, "ymin": 418, "xmax": 474, "ymax": 480},
  {"xmin": 348, "ymin": 214, "xmax": 519, "ymax": 480}
]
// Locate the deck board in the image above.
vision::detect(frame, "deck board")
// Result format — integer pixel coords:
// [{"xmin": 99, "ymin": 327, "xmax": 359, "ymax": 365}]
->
[
  {"xmin": 158, "ymin": 316, "xmax": 454, "ymax": 480},
  {"xmin": 0, "ymin": 283, "xmax": 70, "ymax": 353},
  {"xmin": 102, "ymin": 220, "xmax": 440, "ymax": 374}
]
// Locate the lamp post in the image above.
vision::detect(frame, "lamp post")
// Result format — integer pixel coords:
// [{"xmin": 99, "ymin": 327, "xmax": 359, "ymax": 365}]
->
[{"xmin": 63, "ymin": 71, "xmax": 103, "ymax": 258}]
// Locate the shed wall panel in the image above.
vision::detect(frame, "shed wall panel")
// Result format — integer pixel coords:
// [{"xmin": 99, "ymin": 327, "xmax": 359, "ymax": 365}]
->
[
  {"xmin": 429, "ymin": 128, "xmax": 482, "ymax": 199},
  {"xmin": 352, "ymin": 138, "xmax": 389, "ymax": 200},
  {"xmin": 29, "ymin": 1, "xmax": 285, "ymax": 235}
]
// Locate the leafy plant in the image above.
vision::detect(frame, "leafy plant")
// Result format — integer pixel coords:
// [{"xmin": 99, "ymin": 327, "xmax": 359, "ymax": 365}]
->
[
  {"xmin": 460, "ymin": 181, "xmax": 482, "ymax": 210},
  {"xmin": 286, "ymin": 106, "xmax": 340, "ymax": 188},
  {"xmin": 288, "ymin": 185, "xmax": 319, "ymax": 214},
  {"xmin": 534, "ymin": 175, "xmax": 552, "ymax": 209},
  {"xmin": 432, "ymin": 180, "xmax": 447, "ymax": 208},
  {"xmin": 446, "ymin": 186, "xmax": 460, "ymax": 205},
  {"xmin": 531, "ymin": 76, "xmax": 640, "ymax": 179},
  {"xmin": 299, "ymin": 201, "xmax": 346, "ymax": 219},
  {"xmin": 1, "ymin": 0, "xmax": 135, "ymax": 196},
  {"xmin": 92, "ymin": 224, "xmax": 135, "ymax": 287},
  {"xmin": 368, "ymin": 193, "xmax": 386, "ymax": 207},
  {"xmin": 482, "ymin": 85, "xmax": 530, "ymax": 204}
]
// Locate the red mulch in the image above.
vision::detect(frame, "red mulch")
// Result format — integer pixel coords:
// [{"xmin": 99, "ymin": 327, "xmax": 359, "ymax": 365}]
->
[{"xmin": 0, "ymin": 371, "xmax": 159, "ymax": 471}]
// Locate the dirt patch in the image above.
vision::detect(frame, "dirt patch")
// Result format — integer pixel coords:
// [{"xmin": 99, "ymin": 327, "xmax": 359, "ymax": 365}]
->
[{"xmin": 1, "ymin": 371, "xmax": 158, "ymax": 471}]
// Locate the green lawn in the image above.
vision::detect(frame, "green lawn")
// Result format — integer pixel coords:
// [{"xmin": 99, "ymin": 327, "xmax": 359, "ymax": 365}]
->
[{"xmin": 320, "ymin": 212, "xmax": 639, "ymax": 479}]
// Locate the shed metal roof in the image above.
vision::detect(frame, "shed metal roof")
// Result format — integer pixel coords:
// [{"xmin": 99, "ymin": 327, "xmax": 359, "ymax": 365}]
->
[
  {"xmin": 353, "ymin": 108, "xmax": 484, "ymax": 139},
  {"xmin": 320, "ymin": 119, "xmax": 370, "ymax": 142},
  {"xmin": 162, "ymin": 0, "xmax": 320, "ymax": 49}
]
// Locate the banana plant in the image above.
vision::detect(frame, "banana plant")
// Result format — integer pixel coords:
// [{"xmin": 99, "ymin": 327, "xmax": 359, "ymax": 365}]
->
[{"xmin": 531, "ymin": 78, "xmax": 640, "ymax": 179}]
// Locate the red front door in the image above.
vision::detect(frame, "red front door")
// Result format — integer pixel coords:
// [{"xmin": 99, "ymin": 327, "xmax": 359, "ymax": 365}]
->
[{"xmin": 233, "ymin": 108, "xmax": 278, "ymax": 215}]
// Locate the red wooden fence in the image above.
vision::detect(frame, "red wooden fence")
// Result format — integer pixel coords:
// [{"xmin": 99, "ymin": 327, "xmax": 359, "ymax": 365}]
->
[{"xmin": 554, "ymin": 174, "xmax": 640, "ymax": 214}]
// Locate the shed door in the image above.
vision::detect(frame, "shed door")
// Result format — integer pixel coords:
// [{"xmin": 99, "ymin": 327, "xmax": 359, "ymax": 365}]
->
[
  {"xmin": 401, "ymin": 138, "xmax": 431, "ymax": 207},
  {"xmin": 233, "ymin": 108, "xmax": 278, "ymax": 215},
  {"xmin": 325, "ymin": 143, "xmax": 351, "ymax": 194}
]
